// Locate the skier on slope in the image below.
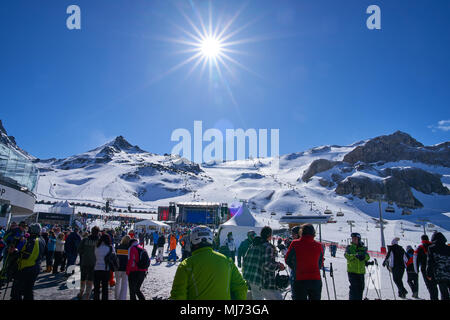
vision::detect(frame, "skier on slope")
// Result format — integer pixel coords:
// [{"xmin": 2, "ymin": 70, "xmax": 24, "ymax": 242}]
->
[
  {"xmin": 344, "ymin": 232, "xmax": 370, "ymax": 300},
  {"xmin": 383, "ymin": 237, "xmax": 408, "ymax": 298},
  {"xmin": 170, "ymin": 225, "xmax": 247, "ymax": 300}
]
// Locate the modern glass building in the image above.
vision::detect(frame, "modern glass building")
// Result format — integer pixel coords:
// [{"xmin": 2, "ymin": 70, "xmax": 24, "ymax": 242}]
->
[{"xmin": 0, "ymin": 141, "xmax": 38, "ymax": 218}]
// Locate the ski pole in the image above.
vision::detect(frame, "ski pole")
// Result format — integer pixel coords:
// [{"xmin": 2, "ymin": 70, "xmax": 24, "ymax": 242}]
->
[
  {"xmin": 387, "ymin": 268, "xmax": 396, "ymax": 300},
  {"xmin": 329, "ymin": 263, "xmax": 337, "ymax": 300},
  {"xmin": 322, "ymin": 265, "xmax": 330, "ymax": 300},
  {"xmin": 374, "ymin": 259, "xmax": 382, "ymax": 299}
]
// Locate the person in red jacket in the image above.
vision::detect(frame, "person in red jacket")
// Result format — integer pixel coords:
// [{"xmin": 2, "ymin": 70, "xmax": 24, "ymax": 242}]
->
[
  {"xmin": 285, "ymin": 224, "xmax": 324, "ymax": 300},
  {"xmin": 126, "ymin": 239, "xmax": 148, "ymax": 300}
]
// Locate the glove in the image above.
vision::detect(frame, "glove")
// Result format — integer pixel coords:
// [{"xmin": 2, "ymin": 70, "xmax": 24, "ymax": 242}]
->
[{"xmin": 356, "ymin": 253, "xmax": 365, "ymax": 261}]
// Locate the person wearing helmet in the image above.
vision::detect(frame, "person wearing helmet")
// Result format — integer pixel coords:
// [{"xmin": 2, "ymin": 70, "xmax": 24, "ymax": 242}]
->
[
  {"xmin": 344, "ymin": 232, "xmax": 369, "ymax": 300},
  {"xmin": 170, "ymin": 225, "xmax": 247, "ymax": 300},
  {"xmin": 237, "ymin": 230, "xmax": 256, "ymax": 269},
  {"xmin": 10, "ymin": 223, "xmax": 46, "ymax": 300}
]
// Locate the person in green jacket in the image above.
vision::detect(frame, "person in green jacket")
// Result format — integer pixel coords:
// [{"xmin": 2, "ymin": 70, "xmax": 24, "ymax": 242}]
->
[
  {"xmin": 237, "ymin": 230, "xmax": 256, "ymax": 269},
  {"xmin": 344, "ymin": 232, "xmax": 370, "ymax": 300},
  {"xmin": 170, "ymin": 225, "xmax": 248, "ymax": 300}
]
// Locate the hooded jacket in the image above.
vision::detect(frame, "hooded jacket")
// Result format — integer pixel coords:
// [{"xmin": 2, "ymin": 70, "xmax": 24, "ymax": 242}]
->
[{"xmin": 426, "ymin": 233, "xmax": 450, "ymax": 282}]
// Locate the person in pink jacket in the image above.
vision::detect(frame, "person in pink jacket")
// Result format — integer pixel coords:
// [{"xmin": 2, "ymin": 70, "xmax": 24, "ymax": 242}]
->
[{"xmin": 126, "ymin": 239, "xmax": 148, "ymax": 300}]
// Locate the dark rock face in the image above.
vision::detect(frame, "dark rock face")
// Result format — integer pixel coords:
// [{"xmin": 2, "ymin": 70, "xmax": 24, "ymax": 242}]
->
[
  {"xmin": 301, "ymin": 159, "xmax": 339, "ymax": 182},
  {"xmin": 381, "ymin": 167, "xmax": 450, "ymax": 195},
  {"xmin": 335, "ymin": 176, "xmax": 422, "ymax": 208},
  {"xmin": 343, "ymin": 131, "xmax": 450, "ymax": 167},
  {"xmin": 235, "ymin": 173, "xmax": 265, "ymax": 181}
]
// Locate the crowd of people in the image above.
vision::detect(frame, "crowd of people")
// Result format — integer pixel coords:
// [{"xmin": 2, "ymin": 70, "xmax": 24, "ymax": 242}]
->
[{"xmin": 0, "ymin": 219, "xmax": 449, "ymax": 301}]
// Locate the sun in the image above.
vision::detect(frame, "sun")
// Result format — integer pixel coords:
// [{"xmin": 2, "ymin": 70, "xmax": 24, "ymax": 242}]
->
[
  {"xmin": 200, "ymin": 36, "xmax": 222, "ymax": 58},
  {"xmin": 156, "ymin": 2, "xmax": 265, "ymax": 105}
]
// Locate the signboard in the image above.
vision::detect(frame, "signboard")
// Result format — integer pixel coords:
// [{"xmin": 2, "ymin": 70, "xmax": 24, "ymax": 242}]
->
[{"xmin": 37, "ymin": 212, "xmax": 71, "ymax": 222}]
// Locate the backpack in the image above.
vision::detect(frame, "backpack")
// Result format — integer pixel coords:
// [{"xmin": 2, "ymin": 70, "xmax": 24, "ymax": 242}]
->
[
  {"xmin": 105, "ymin": 246, "xmax": 119, "ymax": 271},
  {"xmin": 136, "ymin": 246, "xmax": 150, "ymax": 269}
]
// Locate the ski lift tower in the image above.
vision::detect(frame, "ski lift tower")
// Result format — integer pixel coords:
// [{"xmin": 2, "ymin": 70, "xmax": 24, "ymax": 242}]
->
[
  {"xmin": 417, "ymin": 218, "xmax": 430, "ymax": 236},
  {"xmin": 366, "ymin": 194, "xmax": 388, "ymax": 254},
  {"xmin": 347, "ymin": 220, "xmax": 355, "ymax": 234}
]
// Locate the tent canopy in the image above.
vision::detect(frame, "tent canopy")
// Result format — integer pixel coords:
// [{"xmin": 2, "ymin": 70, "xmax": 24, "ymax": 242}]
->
[
  {"xmin": 218, "ymin": 204, "xmax": 264, "ymax": 249},
  {"xmin": 49, "ymin": 201, "xmax": 74, "ymax": 215},
  {"xmin": 135, "ymin": 219, "xmax": 170, "ymax": 230}
]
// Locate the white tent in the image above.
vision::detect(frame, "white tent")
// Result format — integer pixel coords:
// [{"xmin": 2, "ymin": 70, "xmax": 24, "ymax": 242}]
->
[
  {"xmin": 49, "ymin": 201, "xmax": 74, "ymax": 215},
  {"xmin": 135, "ymin": 219, "xmax": 170, "ymax": 231},
  {"xmin": 218, "ymin": 203, "xmax": 265, "ymax": 249}
]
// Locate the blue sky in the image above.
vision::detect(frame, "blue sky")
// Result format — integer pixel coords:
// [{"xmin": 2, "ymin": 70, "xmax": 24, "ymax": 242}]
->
[{"xmin": 0, "ymin": 0, "xmax": 449, "ymax": 160}]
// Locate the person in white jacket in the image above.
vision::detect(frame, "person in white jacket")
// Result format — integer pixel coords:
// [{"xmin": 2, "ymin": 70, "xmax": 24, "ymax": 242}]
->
[{"xmin": 94, "ymin": 233, "xmax": 115, "ymax": 300}]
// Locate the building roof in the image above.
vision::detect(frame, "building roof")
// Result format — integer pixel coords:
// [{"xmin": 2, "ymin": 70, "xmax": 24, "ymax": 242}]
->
[{"xmin": 176, "ymin": 202, "xmax": 221, "ymax": 208}]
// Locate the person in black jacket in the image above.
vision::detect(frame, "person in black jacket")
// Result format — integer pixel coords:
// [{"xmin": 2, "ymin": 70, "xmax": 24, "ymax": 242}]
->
[
  {"xmin": 383, "ymin": 237, "xmax": 408, "ymax": 298},
  {"xmin": 115, "ymin": 235, "xmax": 130, "ymax": 300},
  {"xmin": 64, "ymin": 228, "xmax": 81, "ymax": 274},
  {"xmin": 156, "ymin": 232, "xmax": 165, "ymax": 263},
  {"xmin": 426, "ymin": 232, "xmax": 450, "ymax": 300},
  {"xmin": 405, "ymin": 245, "xmax": 419, "ymax": 298},
  {"xmin": 414, "ymin": 234, "xmax": 439, "ymax": 300}
]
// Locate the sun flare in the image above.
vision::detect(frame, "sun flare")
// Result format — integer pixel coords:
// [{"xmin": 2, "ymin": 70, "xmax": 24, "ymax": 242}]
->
[{"xmin": 200, "ymin": 37, "xmax": 222, "ymax": 58}]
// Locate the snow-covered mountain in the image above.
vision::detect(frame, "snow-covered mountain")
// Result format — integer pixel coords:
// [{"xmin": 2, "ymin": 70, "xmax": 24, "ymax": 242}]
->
[
  {"xmin": 0, "ymin": 117, "xmax": 438, "ymax": 250},
  {"xmin": 31, "ymin": 131, "xmax": 450, "ymax": 236}
]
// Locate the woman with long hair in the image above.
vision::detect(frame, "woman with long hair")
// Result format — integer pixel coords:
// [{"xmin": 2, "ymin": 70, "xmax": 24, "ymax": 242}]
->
[{"xmin": 93, "ymin": 233, "xmax": 114, "ymax": 300}]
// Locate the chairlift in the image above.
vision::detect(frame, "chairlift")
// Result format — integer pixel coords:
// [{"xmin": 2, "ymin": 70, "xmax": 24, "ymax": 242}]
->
[
  {"xmin": 336, "ymin": 209, "xmax": 344, "ymax": 217},
  {"xmin": 401, "ymin": 209, "xmax": 412, "ymax": 216},
  {"xmin": 385, "ymin": 206, "xmax": 395, "ymax": 213},
  {"xmin": 324, "ymin": 206, "xmax": 332, "ymax": 215},
  {"xmin": 286, "ymin": 212, "xmax": 293, "ymax": 216},
  {"xmin": 261, "ymin": 209, "xmax": 267, "ymax": 213},
  {"xmin": 271, "ymin": 212, "xmax": 276, "ymax": 216}
]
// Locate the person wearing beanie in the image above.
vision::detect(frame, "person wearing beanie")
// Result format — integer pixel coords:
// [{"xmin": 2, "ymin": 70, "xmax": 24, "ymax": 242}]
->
[
  {"xmin": 405, "ymin": 245, "xmax": 419, "ymax": 298},
  {"xmin": 383, "ymin": 237, "xmax": 408, "ymax": 298},
  {"xmin": 10, "ymin": 223, "xmax": 46, "ymax": 300},
  {"xmin": 426, "ymin": 232, "xmax": 450, "ymax": 300},
  {"xmin": 344, "ymin": 232, "xmax": 370, "ymax": 300},
  {"xmin": 414, "ymin": 234, "xmax": 439, "ymax": 300},
  {"xmin": 286, "ymin": 224, "xmax": 324, "ymax": 300}
]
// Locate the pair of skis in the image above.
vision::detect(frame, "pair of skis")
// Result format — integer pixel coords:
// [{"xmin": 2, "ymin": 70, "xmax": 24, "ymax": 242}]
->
[{"xmin": 364, "ymin": 258, "xmax": 382, "ymax": 300}]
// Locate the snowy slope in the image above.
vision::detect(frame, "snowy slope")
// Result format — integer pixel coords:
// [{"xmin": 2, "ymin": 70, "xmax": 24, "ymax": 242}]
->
[{"xmin": 34, "ymin": 134, "xmax": 450, "ymax": 250}]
